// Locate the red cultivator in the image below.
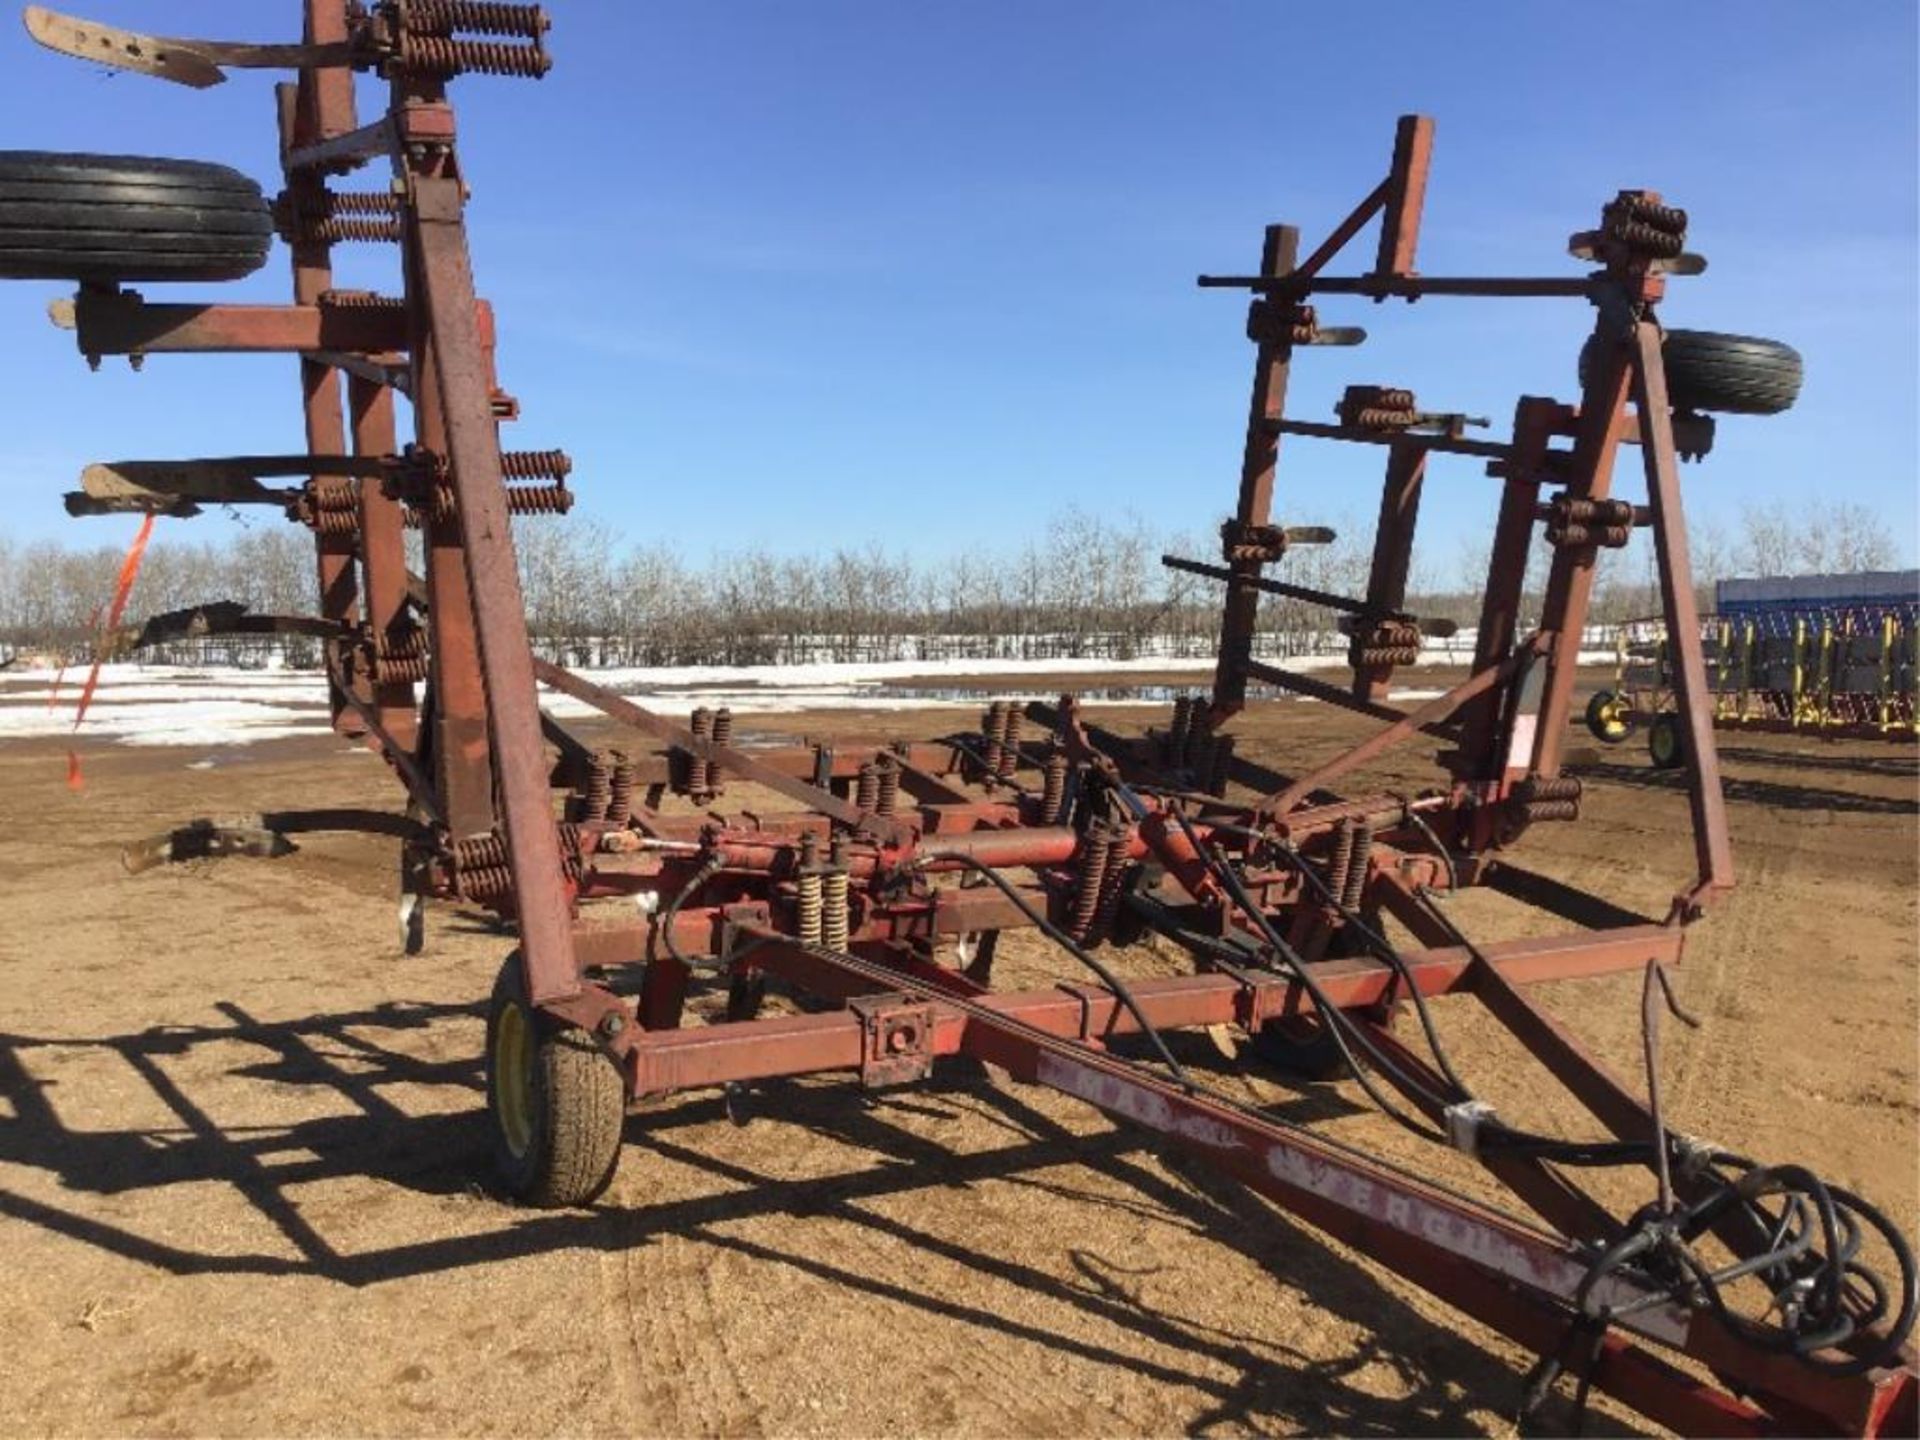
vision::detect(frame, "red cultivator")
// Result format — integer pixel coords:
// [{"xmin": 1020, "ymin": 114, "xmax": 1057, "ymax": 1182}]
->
[{"xmin": 16, "ymin": 6, "xmax": 1915, "ymax": 1433}]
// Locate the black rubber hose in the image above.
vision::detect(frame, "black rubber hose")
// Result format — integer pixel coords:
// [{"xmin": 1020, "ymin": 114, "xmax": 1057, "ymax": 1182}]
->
[
  {"xmin": 660, "ymin": 850, "xmax": 726, "ymax": 971},
  {"xmin": 1161, "ymin": 805, "xmax": 1456, "ymax": 1140},
  {"xmin": 912, "ymin": 849, "xmax": 1192, "ymax": 1090},
  {"xmin": 1268, "ymin": 839, "xmax": 1475, "ymax": 1100}
]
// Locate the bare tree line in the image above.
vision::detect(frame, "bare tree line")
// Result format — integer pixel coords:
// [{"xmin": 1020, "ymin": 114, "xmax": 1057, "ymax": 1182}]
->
[{"xmin": 0, "ymin": 498, "xmax": 1902, "ymax": 668}]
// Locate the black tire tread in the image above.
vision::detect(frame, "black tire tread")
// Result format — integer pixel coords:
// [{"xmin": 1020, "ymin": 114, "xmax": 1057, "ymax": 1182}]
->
[
  {"xmin": 1578, "ymin": 327, "xmax": 1802, "ymax": 416},
  {"xmin": 0, "ymin": 201, "xmax": 269, "ymax": 234},
  {"xmin": 0, "ymin": 150, "xmax": 271, "ymax": 283},
  {"xmin": 525, "ymin": 1028, "xmax": 626, "ymax": 1208},
  {"xmin": 0, "ymin": 151, "xmax": 261, "ymax": 190},
  {"xmin": 1648, "ymin": 713, "xmax": 1688, "ymax": 770},
  {"xmin": 486, "ymin": 955, "xmax": 625, "ymax": 1208}
]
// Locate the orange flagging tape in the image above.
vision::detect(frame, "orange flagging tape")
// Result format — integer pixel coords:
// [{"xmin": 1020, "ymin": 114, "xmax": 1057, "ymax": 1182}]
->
[
  {"xmin": 65, "ymin": 512, "xmax": 157, "ymax": 790},
  {"xmin": 46, "ymin": 603, "xmax": 99, "ymax": 712}
]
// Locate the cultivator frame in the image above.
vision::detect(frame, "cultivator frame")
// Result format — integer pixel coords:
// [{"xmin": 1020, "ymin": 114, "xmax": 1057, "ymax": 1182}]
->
[{"xmin": 23, "ymin": 6, "xmax": 1917, "ymax": 1434}]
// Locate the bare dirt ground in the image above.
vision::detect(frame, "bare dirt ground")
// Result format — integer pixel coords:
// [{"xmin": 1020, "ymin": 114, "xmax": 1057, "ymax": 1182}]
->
[{"xmin": 0, "ymin": 689, "xmax": 1914, "ymax": 1437}]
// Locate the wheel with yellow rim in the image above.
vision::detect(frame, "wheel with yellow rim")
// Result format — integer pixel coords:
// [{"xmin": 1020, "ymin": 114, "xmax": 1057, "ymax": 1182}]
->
[
  {"xmin": 486, "ymin": 952, "xmax": 626, "ymax": 1206},
  {"xmin": 1584, "ymin": 689, "xmax": 1634, "ymax": 744}
]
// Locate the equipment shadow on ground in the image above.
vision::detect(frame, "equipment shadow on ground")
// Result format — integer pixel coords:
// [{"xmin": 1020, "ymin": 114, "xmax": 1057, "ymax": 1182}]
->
[
  {"xmin": 0, "ymin": 1000, "xmax": 1639, "ymax": 1439},
  {"xmin": 1580, "ymin": 761, "xmax": 1918, "ymax": 816},
  {"xmin": 1715, "ymin": 744, "xmax": 1920, "ymax": 780}
]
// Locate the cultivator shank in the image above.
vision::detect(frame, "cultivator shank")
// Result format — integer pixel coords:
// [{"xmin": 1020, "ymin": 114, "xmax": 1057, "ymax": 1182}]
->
[{"xmin": 18, "ymin": 5, "xmax": 1917, "ymax": 1432}]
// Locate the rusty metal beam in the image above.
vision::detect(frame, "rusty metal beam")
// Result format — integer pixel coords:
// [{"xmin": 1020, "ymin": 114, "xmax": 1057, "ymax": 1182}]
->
[
  {"xmin": 53, "ymin": 293, "xmax": 407, "ymax": 355},
  {"xmin": 408, "ymin": 166, "xmax": 578, "ymax": 1004},
  {"xmin": 1210, "ymin": 223, "xmax": 1298, "ymax": 720},
  {"xmin": 1629, "ymin": 323, "xmax": 1734, "ymax": 903},
  {"xmin": 1373, "ymin": 114, "xmax": 1434, "ymax": 278}
]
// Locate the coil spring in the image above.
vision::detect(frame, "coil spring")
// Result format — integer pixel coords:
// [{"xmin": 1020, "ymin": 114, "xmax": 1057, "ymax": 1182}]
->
[
  {"xmin": 457, "ymin": 864, "xmax": 511, "ymax": 900},
  {"xmin": 499, "ymin": 448, "xmax": 572, "ymax": 481},
  {"xmin": 1608, "ymin": 193, "xmax": 1687, "ymax": 234},
  {"xmin": 821, "ymin": 868, "xmax": 851, "ymax": 951},
  {"xmin": 1341, "ymin": 817, "xmax": 1373, "ymax": 911},
  {"xmin": 451, "ymin": 825, "xmax": 579, "ymax": 880},
  {"xmin": 373, "ymin": 623, "xmax": 425, "ymax": 658},
  {"xmin": 1604, "ymin": 217, "xmax": 1684, "ymax": 258},
  {"xmin": 583, "ymin": 752, "xmax": 612, "ymax": 822},
  {"xmin": 1067, "ymin": 823, "xmax": 1113, "ymax": 944},
  {"xmin": 372, "ymin": 650, "xmax": 429, "ymax": 684},
  {"xmin": 295, "ymin": 475, "xmax": 359, "ymax": 532},
  {"xmin": 449, "ymin": 831, "xmax": 507, "ymax": 870},
  {"xmin": 310, "ymin": 475, "xmax": 359, "ymax": 510},
  {"xmin": 404, "ymin": 480, "xmax": 573, "ymax": 527},
  {"xmin": 402, "ymin": 0, "xmax": 548, "ymax": 36},
  {"xmin": 316, "ymin": 216, "xmax": 403, "ymax": 243},
  {"xmin": 307, "ymin": 506, "xmax": 361, "ymax": 536},
  {"xmin": 795, "ymin": 869, "xmax": 824, "ymax": 946},
  {"xmin": 1325, "ymin": 817, "xmax": 1356, "ymax": 900},
  {"xmin": 297, "ymin": 474, "xmax": 360, "ymax": 518},
  {"xmin": 874, "ymin": 754, "xmax": 900, "ymax": 818},
  {"xmin": 981, "ymin": 701, "xmax": 1009, "ymax": 775},
  {"xmin": 274, "ymin": 190, "xmax": 404, "ymax": 244},
  {"xmin": 607, "ymin": 751, "xmax": 634, "ymax": 825},
  {"xmin": 1548, "ymin": 522, "xmax": 1633, "ymax": 549},
  {"xmin": 686, "ymin": 708, "xmax": 714, "ymax": 801},
  {"xmin": 505, "ymin": 482, "xmax": 573, "ymax": 515},
  {"xmin": 396, "ymin": 31, "xmax": 550, "ymax": 77},
  {"xmin": 1519, "ymin": 798, "xmax": 1581, "ymax": 823},
  {"xmin": 1355, "ymin": 614, "xmax": 1422, "ymax": 669},
  {"xmin": 1090, "ymin": 824, "xmax": 1133, "ymax": 947},
  {"xmin": 318, "ymin": 289, "xmax": 406, "ymax": 311},
  {"xmin": 286, "ymin": 213, "xmax": 402, "ymax": 244},
  {"xmin": 1206, "ymin": 733, "xmax": 1236, "ymax": 797},
  {"xmin": 1040, "ymin": 750, "xmax": 1070, "ymax": 824},
  {"xmin": 1516, "ymin": 775, "xmax": 1583, "ymax": 803},
  {"xmin": 855, "ymin": 761, "xmax": 880, "ymax": 814},
  {"xmin": 1339, "ymin": 385, "xmax": 1416, "ymax": 429},
  {"xmin": 1556, "ymin": 497, "xmax": 1636, "ymax": 526},
  {"xmin": 1359, "ymin": 644, "xmax": 1421, "ymax": 667},
  {"xmin": 707, "ymin": 707, "xmax": 732, "ymax": 796},
  {"xmin": 1167, "ymin": 694, "xmax": 1195, "ymax": 765},
  {"xmin": 556, "ymin": 821, "xmax": 586, "ymax": 878},
  {"xmin": 1603, "ymin": 193, "xmax": 1686, "ymax": 256},
  {"xmin": 1219, "ymin": 519, "xmax": 1290, "ymax": 566},
  {"xmin": 323, "ymin": 191, "xmax": 403, "ymax": 216},
  {"xmin": 1353, "ymin": 407, "xmax": 1415, "ymax": 431},
  {"xmin": 995, "ymin": 705, "xmax": 1020, "ymax": 777},
  {"xmin": 1245, "ymin": 299, "xmax": 1317, "ymax": 346}
]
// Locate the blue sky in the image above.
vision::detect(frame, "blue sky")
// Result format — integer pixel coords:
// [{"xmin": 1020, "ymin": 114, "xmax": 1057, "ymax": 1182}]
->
[{"xmin": 0, "ymin": 1, "xmax": 1912, "ymax": 577}]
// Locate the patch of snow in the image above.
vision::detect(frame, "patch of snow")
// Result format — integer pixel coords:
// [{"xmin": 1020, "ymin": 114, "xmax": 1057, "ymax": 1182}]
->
[{"xmin": 0, "ymin": 699, "xmax": 333, "ymax": 746}]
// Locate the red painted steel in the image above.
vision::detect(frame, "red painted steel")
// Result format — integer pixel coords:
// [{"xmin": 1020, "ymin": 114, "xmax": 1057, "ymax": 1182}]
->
[
  {"xmin": 1210, "ymin": 224, "xmax": 1297, "ymax": 720},
  {"xmin": 24, "ymin": 25, "xmax": 1909, "ymax": 1423}
]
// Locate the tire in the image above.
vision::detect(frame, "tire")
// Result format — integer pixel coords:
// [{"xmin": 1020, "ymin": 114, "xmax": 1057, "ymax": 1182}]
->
[
  {"xmin": 1252, "ymin": 1013, "xmax": 1348, "ymax": 1081},
  {"xmin": 1578, "ymin": 328, "xmax": 1803, "ymax": 416},
  {"xmin": 0, "ymin": 152, "xmax": 272, "ymax": 283},
  {"xmin": 485, "ymin": 953, "xmax": 626, "ymax": 1207},
  {"xmin": 1648, "ymin": 712, "xmax": 1687, "ymax": 770},
  {"xmin": 1585, "ymin": 689, "xmax": 1635, "ymax": 744}
]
